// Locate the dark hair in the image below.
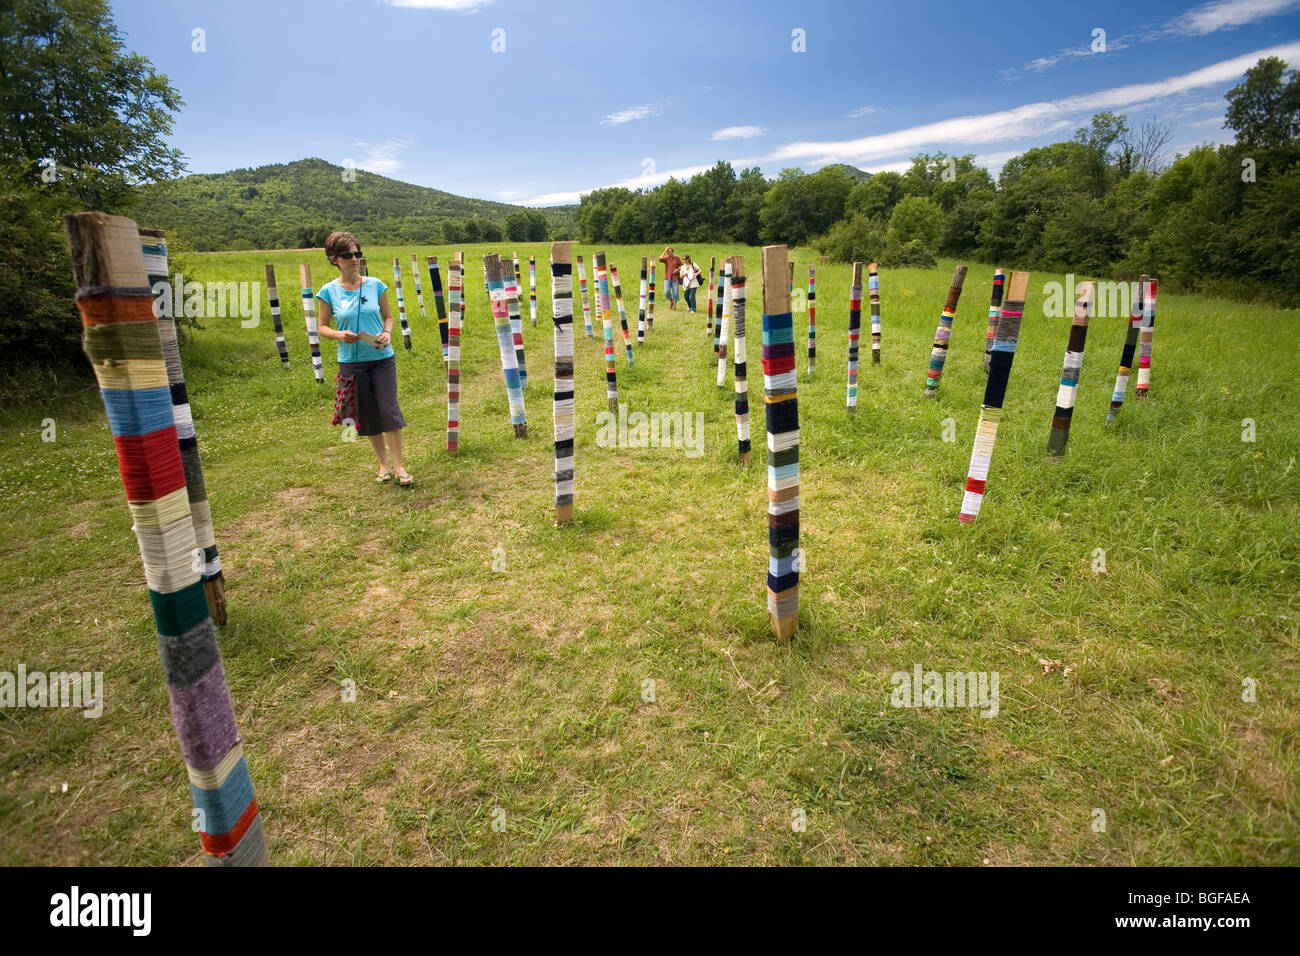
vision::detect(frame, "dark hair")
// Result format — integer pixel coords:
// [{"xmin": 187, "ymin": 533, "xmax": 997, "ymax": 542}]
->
[{"xmin": 324, "ymin": 231, "xmax": 360, "ymax": 262}]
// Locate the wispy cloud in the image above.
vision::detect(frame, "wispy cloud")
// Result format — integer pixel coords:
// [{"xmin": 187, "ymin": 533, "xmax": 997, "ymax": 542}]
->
[
  {"xmin": 712, "ymin": 125, "xmax": 764, "ymax": 141},
  {"xmin": 349, "ymin": 136, "xmax": 414, "ymax": 175},
  {"xmin": 847, "ymin": 105, "xmax": 884, "ymax": 118},
  {"xmin": 601, "ymin": 104, "xmax": 664, "ymax": 125},
  {"xmin": 382, "ymin": 0, "xmax": 494, "ymax": 11},
  {"xmin": 1001, "ymin": 35, "xmax": 1134, "ymax": 80},
  {"xmin": 1154, "ymin": 0, "xmax": 1300, "ymax": 38}
]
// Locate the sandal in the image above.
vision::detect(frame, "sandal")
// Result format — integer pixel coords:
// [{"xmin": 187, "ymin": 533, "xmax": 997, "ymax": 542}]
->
[
  {"xmin": 375, "ymin": 471, "xmax": 394, "ymax": 484},
  {"xmin": 396, "ymin": 472, "xmax": 414, "ymax": 488}
]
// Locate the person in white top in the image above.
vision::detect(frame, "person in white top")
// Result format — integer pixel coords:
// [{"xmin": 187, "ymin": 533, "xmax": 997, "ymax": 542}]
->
[{"xmin": 679, "ymin": 254, "xmax": 702, "ymax": 314}]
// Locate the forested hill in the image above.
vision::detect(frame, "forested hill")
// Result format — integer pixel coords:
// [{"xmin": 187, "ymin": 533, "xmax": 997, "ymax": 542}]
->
[{"xmin": 134, "ymin": 157, "xmax": 577, "ymax": 251}]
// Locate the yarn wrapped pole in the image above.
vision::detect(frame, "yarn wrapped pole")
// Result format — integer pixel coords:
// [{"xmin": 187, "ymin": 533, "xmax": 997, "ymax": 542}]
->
[
  {"xmin": 264, "ymin": 264, "xmax": 290, "ymax": 369},
  {"xmin": 960, "ymin": 270, "xmax": 1030, "ymax": 523},
  {"xmin": 807, "ymin": 266, "xmax": 816, "ymax": 374},
  {"xmin": 716, "ymin": 258, "xmax": 732, "ymax": 387},
  {"xmin": 551, "ymin": 242, "xmax": 576, "ymax": 525},
  {"xmin": 732, "ymin": 255, "xmax": 751, "ymax": 465},
  {"xmin": 1106, "ymin": 278, "xmax": 1145, "ymax": 424},
  {"xmin": 647, "ymin": 260, "xmax": 656, "ymax": 331},
  {"xmin": 576, "ymin": 254, "xmax": 594, "ymax": 338},
  {"xmin": 984, "ymin": 268, "xmax": 1005, "ymax": 373},
  {"xmin": 868, "ymin": 262, "xmax": 881, "ymax": 366},
  {"xmin": 298, "ymin": 263, "xmax": 324, "ymax": 383},
  {"xmin": 391, "ymin": 257, "xmax": 412, "ymax": 350},
  {"xmin": 1135, "ymin": 276, "xmax": 1157, "ymax": 399},
  {"xmin": 713, "ymin": 261, "xmax": 727, "ymax": 358},
  {"xmin": 594, "ymin": 251, "xmax": 620, "ymax": 413},
  {"xmin": 528, "ymin": 255, "xmax": 538, "ymax": 328},
  {"xmin": 611, "ymin": 264, "xmax": 635, "ymax": 367},
  {"xmin": 504, "ymin": 257, "xmax": 527, "ymax": 387},
  {"xmin": 410, "ymin": 253, "xmax": 427, "ymax": 322},
  {"xmin": 705, "ymin": 256, "xmax": 716, "ymax": 332},
  {"xmin": 485, "ymin": 254, "xmax": 526, "ymax": 437},
  {"xmin": 762, "ymin": 244, "xmax": 799, "ymax": 643},
  {"xmin": 847, "ymin": 261, "xmax": 862, "ymax": 411},
  {"xmin": 1046, "ymin": 281, "xmax": 1094, "ymax": 463},
  {"xmin": 513, "ymin": 252, "xmax": 523, "ymax": 302},
  {"xmin": 447, "ymin": 254, "xmax": 463, "ymax": 452},
  {"xmin": 924, "ymin": 265, "xmax": 967, "ymax": 397},
  {"xmin": 428, "ymin": 256, "xmax": 448, "ymax": 360},
  {"xmin": 142, "ymin": 228, "xmax": 228, "ymax": 627},
  {"xmin": 64, "ymin": 211, "xmax": 266, "ymax": 866},
  {"xmin": 637, "ymin": 256, "xmax": 648, "ymax": 345}
]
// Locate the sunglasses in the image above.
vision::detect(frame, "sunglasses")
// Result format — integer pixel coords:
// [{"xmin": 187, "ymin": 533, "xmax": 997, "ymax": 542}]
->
[{"xmin": 335, "ymin": 250, "xmax": 364, "ymax": 260}]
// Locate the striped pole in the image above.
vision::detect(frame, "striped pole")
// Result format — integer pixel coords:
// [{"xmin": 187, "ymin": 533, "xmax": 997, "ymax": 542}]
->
[
  {"xmin": 1106, "ymin": 279, "xmax": 1144, "ymax": 424},
  {"xmin": 427, "ymin": 256, "xmax": 448, "ymax": 360},
  {"xmin": 868, "ymin": 262, "xmax": 881, "ymax": 365},
  {"xmin": 960, "ymin": 271, "xmax": 1029, "ymax": 523},
  {"xmin": 298, "ymin": 264, "xmax": 325, "ymax": 383},
  {"xmin": 732, "ymin": 255, "xmax": 751, "ymax": 465},
  {"xmin": 647, "ymin": 259, "xmax": 656, "ymax": 331},
  {"xmin": 513, "ymin": 252, "xmax": 523, "ymax": 301},
  {"xmin": 447, "ymin": 254, "xmax": 463, "ymax": 452},
  {"xmin": 528, "ymin": 255, "xmax": 538, "ymax": 327},
  {"xmin": 265, "ymin": 264, "xmax": 290, "ymax": 368},
  {"xmin": 716, "ymin": 258, "xmax": 732, "ymax": 387},
  {"xmin": 611, "ymin": 264, "xmax": 634, "ymax": 367},
  {"xmin": 577, "ymin": 254, "xmax": 594, "ymax": 338},
  {"xmin": 551, "ymin": 242, "xmax": 576, "ymax": 525},
  {"xmin": 924, "ymin": 266, "xmax": 968, "ymax": 397},
  {"xmin": 762, "ymin": 244, "xmax": 799, "ymax": 643},
  {"xmin": 706, "ymin": 256, "xmax": 716, "ymax": 333},
  {"xmin": 713, "ymin": 261, "xmax": 727, "ymax": 358},
  {"xmin": 410, "ymin": 253, "xmax": 426, "ymax": 322},
  {"xmin": 65, "ymin": 211, "xmax": 266, "ymax": 866},
  {"xmin": 485, "ymin": 253, "xmax": 526, "ymax": 437},
  {"xmin": 594, "ymin": 251, "xmax": 619, "ymax": 413},
  {"xmin": 847, "ymin": 262, "xmax": 862, "ymax": 410},
  {"xmin": 1047, "ymin": 281, "xmax": 1093, "ymax": 462},
  {"xmin": 1135, "ymin": 277, "xmax": 1157, "ymax": 399},
  {"xmin": 504, "ymin": 256, "xmax": 527, "ymax": 387},
  {"xmin": 142, "ymin": 228, "xmax": 228, "ymax": 627},
  {"xmin": 391, "ymin": 257, "xmax": 412, "ymax": 350},
  {"xmin": 807, "ymin": 266, "xmax": 816, "ymax": 374},
  {"xmin": 984, "ymin": 268, "xmax": 1005, "ymax": 373},
  {"xmin": 637, "ymin": 256, "xmax": 647, "ymax": 345}
]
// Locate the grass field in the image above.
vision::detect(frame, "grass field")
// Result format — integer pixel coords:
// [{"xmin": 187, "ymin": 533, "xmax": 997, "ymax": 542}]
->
[{"xmin": 1, "ymin": 242, "xmax": 1297, "ymax": 865}]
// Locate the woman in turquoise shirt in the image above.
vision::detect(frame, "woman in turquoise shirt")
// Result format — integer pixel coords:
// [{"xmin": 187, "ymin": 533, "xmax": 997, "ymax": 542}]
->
[{"xmin": 316, "ymin": 232, "xmax": 413, "ymax": 486}]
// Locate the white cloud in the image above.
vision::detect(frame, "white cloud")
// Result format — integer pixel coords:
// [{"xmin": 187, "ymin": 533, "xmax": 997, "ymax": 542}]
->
[
  {"xmin": 521, "ymin": 160, "xmax": 720, "ymax": 206},
  {"xmin": 711, "ymin": 125, "xmax": 764, "ymax": 140},
  {"xmin": 601, "ymin": 104, "xmax": 664, "ymax": 125},
  {"xmin": 1155, "ymin": 0, "xmax": 1300, "ymax": 38},
  {"xmin": 1001, "ymin": 35, "xmax": 1135, "ymax": 80},
  {"xmin": 847, "ymin": 105, "xmax": 884, "ymax": 118},
  {"xmin": 353, "ymin": 136, "xmax": 414, "ymax": 175},
  {"xmin": 383, "ymin": 0, "xmax": 494, "ymax": 11}
]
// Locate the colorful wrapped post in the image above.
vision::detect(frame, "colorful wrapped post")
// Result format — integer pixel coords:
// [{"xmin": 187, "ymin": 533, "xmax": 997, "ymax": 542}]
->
[
  {"xmin": 868, "ymin": 262, "xmax": 881, "ymax": 366},
  {"xmin": 924, "ymin": 265, "xmax": 967, "ymax": 397},
  {"xmin": 264, "ymin": 264, "xmax": 290, "ymax": 369},
  {"xmin": 1046, "ymin": 281, "xmax": 1093, "ymax": 462},
  {"xmin": 142, "ymin": 229, "xmax": 228, "ymax": 627},
  {"xmin": 298, "ymin": 263, "xmax": 325, "ymax": 383},
  {"xmin": 528, "ymin": 255, "xmax": 538, "ymax": 327},
  {"xmin": 485, "ymin": 253, "xmax": 527, "ymax": 437},
  {"xmin": 807, "ymin": 266, "xmax": 816, "ymax": 374},
  {"xmin": 637, "ymin": 256, "xmax": 648, "ymax": 345},
  {"xmin": 513, "ymin": 252, "xmax": 523, "ymax": 301},
  {"xmin": 705, "ymin": 256, "xmax": 716, "ymax": 332},
  {"xmin": 65, "ymin": 211, "xmax": 266, "ymax": 865},
  {"xmin": 504, "ymin": 257, "xmax": 527, "ymax": 387},
  {"xmin": 960, "ymin": 270, "xmax": 1029, "ymax": 523},
  {"xmin": 847, "ymin": 261, "xmax": 862, "ymax": 410},
  {"xmin": 391, "ymin": 257, "xmax": 412, "ymax": 350},
  {"xmin": 647, "ymin": 259, "xmax": 656, "ymax": 331},
  {"xmin": 716, "ymin": 257, "xmax": 732, "ymax": 387},
  {"xmin": 762, "ymin": 244, "xmax": 799, "ymax": 643},
  {"xmin": 1135, "ymin": 276, "xmax": 1157, "ymax": 399},
  {"xmin": 1106, "ymin": 279, "xmax": 1145, "ymax": 424},
  {"xmin": 447, "ymin": 253, "xmax": 463, "ymax": 452},
  {"xmin": 594, "ymin": 251, "xmax": 620, "ymax": 413},
  {"xmin": 410, "ymin": 253, "xmax": 427, "ymax": 322},
  {"xmin": 576, "ymin": 254, "xmax": 594, "ymax": 338},
  {"xmin": 611, "ymin": 264, "xmax": 634, "ymax": 367},
  {"xmin": 984, "ymin": 268, "xmax": 1005, "ymax": 373},
  {"xmin": 427, "ymin": 256, "xmax": 448, "ymax": 360},
  {"xmin": 713, "ymin": 261, "xmax": 727, "ymax": 358},
  {"xmin": 732, "ymin": 255, "xmax": 751, "ymax": 465},
  {"xmin": 551, "ymin": 242, "xmax": 576, "ymax": 525}
]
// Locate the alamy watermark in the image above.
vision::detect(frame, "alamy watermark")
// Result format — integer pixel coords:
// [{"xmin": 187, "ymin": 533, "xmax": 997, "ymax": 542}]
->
[
  {"xmin": 595, "ymin": 403, "xmax": 704, "ymax": 458},
  {"xmin": 890, "ymin": 664, "xmax": 999, "ymax": 718},
  {"xmin": 1, "ymin": 666, "xmax": 103, "ymax": 717},
  {"xmin": 1042, "ymin": 274, "xmax": 1137, "ymax": 319},
  {"xmin": 151, "ymin": 275, "xmax": 261, "ymax": 328}
]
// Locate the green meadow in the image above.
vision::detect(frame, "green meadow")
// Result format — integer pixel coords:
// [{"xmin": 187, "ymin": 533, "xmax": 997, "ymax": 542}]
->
[{"xmin": 0, "ymin": 242, "xmax": 1296, "ymax": 865}]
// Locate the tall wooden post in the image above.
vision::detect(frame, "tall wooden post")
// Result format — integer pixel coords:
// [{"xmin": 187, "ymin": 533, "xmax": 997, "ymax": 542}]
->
[{"xmin": 762, "ymin": 245, "xmax": 799, "ymax": 642}]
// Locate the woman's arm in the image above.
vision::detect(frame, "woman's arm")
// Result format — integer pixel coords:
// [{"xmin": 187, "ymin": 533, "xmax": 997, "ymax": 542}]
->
[{"xmin": 317, "ymin": 298, "xmax": 358, "ymax": 343}]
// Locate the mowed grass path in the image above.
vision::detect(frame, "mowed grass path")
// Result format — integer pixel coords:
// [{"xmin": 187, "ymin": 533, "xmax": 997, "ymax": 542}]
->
[{"xmin": 0, "ymin": 243, "xmax": 1296, "ymax": 865}]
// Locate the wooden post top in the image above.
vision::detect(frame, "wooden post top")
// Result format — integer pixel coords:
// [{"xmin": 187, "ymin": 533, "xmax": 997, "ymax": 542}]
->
[
  {"xmin": 62, "ymin": 211, "xmax": 148, "ymax": 287},
  {"xmin": 1006, "ymin": 271, "xmax": 1030, "ymax": 301},
  {"xmin": 551, "ymin": 241, "xmax": 571, "ymax": 262},
  {"xmin": 484, "ymin": 254, "xmax": 503, "ymax": 282},
  {"xmin": 732, "ymin": 254, "xmax": 744, "ymax": 279},
  {"xmin": 851, "ymin": 261, "xmax": 863, "ymax": 285},
  {"xmin": 762, "ymin": 245, "xmax": 790, "ymax": 314},
  {"xmin": 299, "ymin": 263, "xmax": 312, "ymax": 285}
]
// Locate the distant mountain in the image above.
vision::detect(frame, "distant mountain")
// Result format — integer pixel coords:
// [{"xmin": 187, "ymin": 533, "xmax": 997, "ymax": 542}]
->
[
  {"xmin": 819, "ymin": 163, "xmax": 872, "ymax": 183},
  {"xmin": 133, "ymin": 157, "xmax": 577, "ymax": 251}
]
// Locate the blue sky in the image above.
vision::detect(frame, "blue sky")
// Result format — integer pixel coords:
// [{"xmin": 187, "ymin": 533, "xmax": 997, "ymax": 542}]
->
[{"xmin": 110, "ymin": 0, "xmax": 1300, "ymax": 205}]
